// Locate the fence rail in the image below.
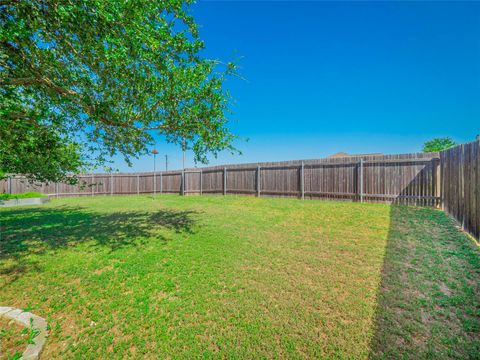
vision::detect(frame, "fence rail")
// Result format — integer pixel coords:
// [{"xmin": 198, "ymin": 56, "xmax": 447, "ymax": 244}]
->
[{"xmin": 1, "ymin": 152, "xmax": 441, "ymax": 207}]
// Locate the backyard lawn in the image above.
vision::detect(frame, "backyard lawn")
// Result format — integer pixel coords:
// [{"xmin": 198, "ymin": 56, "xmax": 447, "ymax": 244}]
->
[{"xmin": 0, "ymin": 195, "xmax": 478, "ymax": 359}]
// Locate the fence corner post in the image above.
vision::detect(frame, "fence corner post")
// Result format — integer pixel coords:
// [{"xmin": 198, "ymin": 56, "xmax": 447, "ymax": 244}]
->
[
  {"xmin": 200, "ymin": 169, "xmax": 203, "ymax": 195},
  {"xmin": 434, "ymin": 158, "xmax": 441, "ymax": 208}
]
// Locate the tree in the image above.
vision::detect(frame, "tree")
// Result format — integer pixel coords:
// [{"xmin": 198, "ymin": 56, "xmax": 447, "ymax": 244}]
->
[
  {"xmin": 0, "ymin": 116, "xmax": 83, "ymax": 183},
  {"xmin": 422, "ymin": 137, "xmax": 457, "ymax": 153},
  {"xmin": 0, "ymin": 0, "xmax": 237, "ymax": 183}
]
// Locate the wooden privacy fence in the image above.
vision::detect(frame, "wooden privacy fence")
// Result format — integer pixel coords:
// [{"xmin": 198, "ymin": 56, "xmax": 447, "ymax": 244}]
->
[
  {"xmin": 2, "ymin": 146, "xmax": 478, "ymax": 240},
  {"xmin": 1, "ymin": 152, "xmax": 441, "ymax": 207},
  {"xmin": 441, "ymin": 140, "xmax": 480, "ymax": 240}
]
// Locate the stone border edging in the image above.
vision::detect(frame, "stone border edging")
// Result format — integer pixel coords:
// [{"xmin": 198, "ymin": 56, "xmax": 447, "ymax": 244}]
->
[
  {"xmin": 0, "ymin": 197, "xmax": 50, "ymax": 208},
  {"xmin": 0, "ymin": 307, "xmax": 48, "ymax": 360}
]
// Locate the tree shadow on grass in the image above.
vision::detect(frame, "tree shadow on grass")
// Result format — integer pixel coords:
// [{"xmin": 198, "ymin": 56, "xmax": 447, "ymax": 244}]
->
[
  {"xmin": 369, "ymin": 205, "xmax": 480, "ymax": 359},
  {"xmin": 0, "ymin": 205, "xmax": 198, "ymax": 284}
]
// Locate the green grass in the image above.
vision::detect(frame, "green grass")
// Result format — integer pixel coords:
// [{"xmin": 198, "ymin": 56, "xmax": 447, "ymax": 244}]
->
[
  {"xmin": 371, "ymin": 206, "xmax": 480, "ymax": 359},
  {"xmin": 0, "ymin": 195, "xmax": 478, "ymax": 359},
  {"xmin": 0, "ymin": 192, "xmax": 45, "ymax": 201}
]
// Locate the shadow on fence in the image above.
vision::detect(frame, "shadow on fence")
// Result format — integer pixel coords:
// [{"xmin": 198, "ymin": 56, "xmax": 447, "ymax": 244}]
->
[
  {"xmin": 390, "ymin": 159, "xmax": 440, "ymax": 207},
  {"xmin": 0, "ymin": 205, "xmax": 198, "ymax": 286},
  {"xmin": 369, "ymin": 163, "xmax": 479, "ymax": 357}
]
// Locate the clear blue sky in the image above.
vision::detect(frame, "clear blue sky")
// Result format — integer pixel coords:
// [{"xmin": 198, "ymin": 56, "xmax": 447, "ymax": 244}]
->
[{"xmin": 116, "ymin": 0, "xmax": 480, "ymax": 172}]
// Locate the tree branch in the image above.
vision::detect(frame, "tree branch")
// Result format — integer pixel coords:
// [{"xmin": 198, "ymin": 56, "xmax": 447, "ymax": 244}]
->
[{"xmin": 0, "ymin": 77, "xmax": 79, "ymax": 97}]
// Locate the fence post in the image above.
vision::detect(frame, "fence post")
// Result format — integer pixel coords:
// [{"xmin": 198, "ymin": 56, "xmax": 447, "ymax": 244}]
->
[
  {"xmin": 223, "ymin": 167, "xmax": 227, "ymax": 195},
  {"xmin": 434, "ymin": 159, "xmax": 441, "ymax": 208},
  {"xmin": 160, "ymin": 172, "xmax": 163, "ymax": 194},
  {"xmin": 200, "ymin": 170, "xmax": 203, "ymax": 195},
  {"xmin": 7, "ymin": 176, "xmax": 12, "ymax": 194},
  {"xmin": 440, "ymin": 154, "xmax": 445, "ymax": 211},
  {"xmin": 257, "ymin": 166, "xmax": 261, "ymax": 197},
  {"xmin": 153, "ymin": 171, "xmax": 156, "ymax": 196},
  {"xmin": 55, "ymin": 182, "xmax": 59, "ymax": 199},
  {"xmin": 91, "ymin": 174, "xmax": 94, "ymax": 196},
  {"xmin": 301, "ymin": 161, "xmax": 305, "ymax": 200},
  {"xmin": 460, "ymin": 144, "xmax": 465, "ymax": 229},
  {"xmin": 184, "ymin": 171, "xmax": 187, "ymax": 196},
  {"xmin": 182, "ymin": 170, "xmax": 185, "ymax": 196},
  {"xmin": 110, "ymin": 173, "xmax": 114, "ymax": 196},
  {"xmin": 137, "ymin": 174, "xmax": 140, "ymax": 195},
  {"xmin": 359, "ymin": 159, "xmax": 364, "ymax": 202}
]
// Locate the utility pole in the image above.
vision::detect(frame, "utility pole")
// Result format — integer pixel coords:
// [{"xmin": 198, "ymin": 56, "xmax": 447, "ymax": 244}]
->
[{"xmin": 165, "ymin": 154, "xmax": 168, "ymax": 171}]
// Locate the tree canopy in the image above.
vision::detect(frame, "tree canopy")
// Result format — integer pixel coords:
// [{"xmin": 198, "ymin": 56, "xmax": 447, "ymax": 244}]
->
[
  {"xmin": 422, "ymin": 137, "xmax": 457, "ymax": 153},
  {"xmin": 1, "ymin": 0, "xmax": 237, "ymax": 183}
]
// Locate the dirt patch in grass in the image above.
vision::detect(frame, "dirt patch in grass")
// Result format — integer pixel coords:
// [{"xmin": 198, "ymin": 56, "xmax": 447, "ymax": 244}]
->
[{"xmin": 0, "ymin": 317, "xmax": 27, "ymax": 359}]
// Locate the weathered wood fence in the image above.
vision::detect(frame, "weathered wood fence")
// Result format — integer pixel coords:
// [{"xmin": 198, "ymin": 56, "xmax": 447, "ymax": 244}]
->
[
  {"xmin": 441, "ymin": 140, "xmax": 480, "ymax": 240},
  {"xmin": 1, "ymin": 152, "xmax": 441, "ymax": 206},
  {"xmin": 3, "ymin": 145, "xmax": 479, "ymax": 240}
]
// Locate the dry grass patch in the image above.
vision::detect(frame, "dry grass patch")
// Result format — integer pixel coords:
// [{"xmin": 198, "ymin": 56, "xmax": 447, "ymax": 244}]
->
[{"xmin": 0, "ymin": 317, "xmax": 29, "ymax": 359}]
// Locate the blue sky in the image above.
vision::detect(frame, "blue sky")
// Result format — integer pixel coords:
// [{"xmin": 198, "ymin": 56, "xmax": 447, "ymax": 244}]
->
[{"xmin": 116, "ymin": 0, "xmax": 480, "ymax": 172}]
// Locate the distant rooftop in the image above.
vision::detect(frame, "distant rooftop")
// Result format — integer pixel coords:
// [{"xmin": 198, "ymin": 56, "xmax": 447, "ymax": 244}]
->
[{"xmin": 327, "ymin": 152, "xmax": 384, "ymax": 159}]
